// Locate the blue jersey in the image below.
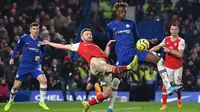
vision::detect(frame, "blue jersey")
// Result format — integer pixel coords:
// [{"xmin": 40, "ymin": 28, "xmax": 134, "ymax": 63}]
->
[
  {"xmin": 11, "ymin": 35, "xmax": 45, "ymax": 69},
  {"xmin": 107, "ymin": 19, "xmax": 148, "ymax": 65}
]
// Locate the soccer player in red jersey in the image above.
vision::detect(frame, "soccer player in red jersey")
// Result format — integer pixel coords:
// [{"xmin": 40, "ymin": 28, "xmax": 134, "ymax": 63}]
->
[
  {"xmin": 150, "ymin": 24, "xmax": 185, "ymax": 110},
  {"xmin": 40, "ymin": 28, "xmax": 138, "ymax": 112}
]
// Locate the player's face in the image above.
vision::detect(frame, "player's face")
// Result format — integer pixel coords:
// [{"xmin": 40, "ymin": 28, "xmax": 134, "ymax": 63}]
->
[
  {"xmin": 170, "ymin": 26, "xmax": 179, "ymax": 37},
  {"xmin": 116, "ymin": 7, "xmax": 126, "ymax": 21},
  {"xmin": 30, "ymin": 26, "xmax": 39, "ymax": 37},
  {"xmin": 82, "ymin": 31, "xmax": 93, "ymax": 42}
]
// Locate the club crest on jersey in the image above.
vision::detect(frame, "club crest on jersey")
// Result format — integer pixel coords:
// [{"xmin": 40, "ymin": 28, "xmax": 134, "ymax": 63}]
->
[
  {"xmin": 126, "ymin": 24, "xmax": 130, "ymax": 28},
  {"xmin": 174, "ymin": 43, "xmax": 177, "ymax": 46},
  {"xmin": 38, "ymin": 41, "xmax": 41, "ymax": 47}
]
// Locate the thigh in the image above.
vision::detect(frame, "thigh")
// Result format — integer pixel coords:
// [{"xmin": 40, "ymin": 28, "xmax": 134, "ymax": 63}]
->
[
  {"xmin": 90, "ymin": 61, "xmax": 107, "ymax": 76},
  {"xmin": 174, "ymin": 67, "xmax": 183, "ymax": 85},
  {"xmin": 166, "ymin": 67, "xmax": 174, "ymax": 83},
  {"xmin": 16, "ymin": 68, "xmax": 31, "ymax": 81},
  {"xmin": 32, "ymin": 66, "xmax": 45, "ymax": 79},
  {"xmin": 15, "ymin": 73, "xmax": 27, "ymax": 81},
  {"xmin": 137, "ymin": 50, "xmax": 149, "ymax": 62}
]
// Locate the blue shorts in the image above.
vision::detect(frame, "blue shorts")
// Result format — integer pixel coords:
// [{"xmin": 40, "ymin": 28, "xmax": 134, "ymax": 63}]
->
[
  {"xmin": 116, "ymin": 50, "xmax": 148, "ymax": 66},
  {"xmin": 15, "ymin": 65, "xmax": 44, "ymax": 81}
]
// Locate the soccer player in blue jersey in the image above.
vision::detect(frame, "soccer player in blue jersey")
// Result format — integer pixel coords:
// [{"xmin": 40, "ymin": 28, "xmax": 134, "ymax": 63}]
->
[
  {"xmin": 4, "ymin": 22, "xmax": 49, "ymax": 111},
  {"xmin": 106, "ymin": 2, "xmax": 183, "ymax": 112}
]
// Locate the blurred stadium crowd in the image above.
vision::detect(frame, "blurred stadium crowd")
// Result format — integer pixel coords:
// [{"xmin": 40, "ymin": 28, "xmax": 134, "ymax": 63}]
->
[{"xmin": 0, "ymin": 0, "xmax": 200, "ymax": 102}]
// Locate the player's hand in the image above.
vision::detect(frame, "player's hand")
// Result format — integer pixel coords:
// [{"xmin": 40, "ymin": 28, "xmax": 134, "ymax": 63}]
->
[
  {"xmin": 163, "ymin": 47, "xmax": 170, "ymax": 53},
  {"xmin": 149, "ymin": 38, "xmax": 158, "ymax": 44},
  {"xmin": 39, "ymin": 40, "xmax": 50, "ymax": 45},
  {"xmin": 107, "ymin": 40, "xmax": 116, "ymax": 46},
  {"xmin": 35, "ymin": 56, "xmax": 40, "ymax": 62},
  {"xmin": 9, "ymin": 59, "xmax": 14, "ymax": 65}
]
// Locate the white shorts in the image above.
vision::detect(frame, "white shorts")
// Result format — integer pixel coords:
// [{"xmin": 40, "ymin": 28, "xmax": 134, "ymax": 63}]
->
[
  {"xmin": 166, "ymin": 67, "xmax": 183, "ymax": 85},
  {"xmin": 90, "ymin": 58, "xmax": 112, "ymax": 86}
]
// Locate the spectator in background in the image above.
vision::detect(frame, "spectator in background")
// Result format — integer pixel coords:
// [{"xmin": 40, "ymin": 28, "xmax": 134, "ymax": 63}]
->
[
  {"xmin": 182, "ymin": 69, "xmax": 195, "ymax": 91},
  {"xmin": 59, "ymin": 56, "xmax": 76, "ymax": 101},
  {"xmin": 54, "ymin": 8, "xmax": 66, "ymax": 31},
  {"xmin": 0, "ymin": 78, "xmax": 9, "ymax": 102}
]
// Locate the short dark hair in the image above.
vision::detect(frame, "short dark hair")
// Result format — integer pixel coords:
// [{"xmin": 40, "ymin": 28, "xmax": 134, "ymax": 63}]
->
[
  {"xmin": 171, "ymin": 24, "xmax": 179, "ymax": 28},
  {"xmin": 30, "ymin": 22, "xmax": 40, "ymax": 28},
  {"xmin": 80, "ymin": 28, "xmax": 91, "ymax": 35},
  {"xmin": 114, "ymin": 2, "xmax": 128, "ymax": 9}
]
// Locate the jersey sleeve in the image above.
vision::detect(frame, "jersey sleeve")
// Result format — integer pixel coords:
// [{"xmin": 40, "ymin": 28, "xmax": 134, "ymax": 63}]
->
[
  {"xmin": 132, "ymin": 21, "xmax": 140, "ymax": 43},
  {"xmin": 70, "ymin": 43, "xmax": 80, "ymax": 51},
  {"xmin": 106, "ymin": 24, "xmax": 113, "ymax": 40},
  {"xmin": 178, "ymin": 39, "xmax": 185, "ymax": 51},
  {"xmin": 159, "ymin": 38, "xmax": 166, "ymax": 47},
  {"xmin": 11, "ymin": 36, "xmax": 25, "ymax": 59}
]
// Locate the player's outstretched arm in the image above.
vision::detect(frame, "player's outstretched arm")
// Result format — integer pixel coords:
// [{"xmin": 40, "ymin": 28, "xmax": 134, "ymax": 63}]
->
[
  {"xmin": 40, "ymin": 40, "xmax": 73, "ymax": 50},
  {"xmin": 150, "ymin": 38, "xmax": 165, "ymax": 52},
  {"xmin": 104, "ymin": 40, "xmax": 116, "ymax": 57},
  {"xmin": 149, "ymin": 45, "xmax": 162, "ymax": 52}
]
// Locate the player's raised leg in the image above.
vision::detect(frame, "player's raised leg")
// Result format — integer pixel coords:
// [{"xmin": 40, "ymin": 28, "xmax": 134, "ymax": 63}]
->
[
  {"xmin": 4, "ymin": 80, "xmax": 22, "ymax": 111},
  {"xmin": 106, "ymin": 56, "xmax": 138, "ymax": 112},
  {"xmin": 37, "ymin": 74, "xmax": 49, "ymax": 111},
  {"xmin": 145, "ymin": 52, "xmax": 183, "ymax": 94}
]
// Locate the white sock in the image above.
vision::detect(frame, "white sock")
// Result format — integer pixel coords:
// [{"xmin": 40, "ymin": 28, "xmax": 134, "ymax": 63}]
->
[
  {"xmin": 10, "ymin": 88, "xmax": 18, "ymax": 102},
  {"xmin": 40, "ymin": 83, "xmax": 47, "ymax": 102},
  {"xmin": 157, "ymin": 58, "xmax": 171, "ymax": 89},
  {"xmin": 109, "ymin": 91, "xmax": 117, "ymax": 109},
  {"xmin": 109, "ymin": 78, "xmax": 120, "ymax": 109}
]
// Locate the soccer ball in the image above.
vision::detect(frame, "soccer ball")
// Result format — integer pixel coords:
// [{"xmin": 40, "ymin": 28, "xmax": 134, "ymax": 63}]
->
[{"xmin": 136, "ymin": 39, "xmax": 150, "ymax": 51}]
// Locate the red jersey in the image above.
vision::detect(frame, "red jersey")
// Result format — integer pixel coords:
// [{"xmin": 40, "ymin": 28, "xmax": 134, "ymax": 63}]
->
[
  {"xmin": 159, "ymin": 36, "xmax": 185, "ymax": 69},
  {"xmin": 70, "ymin": 42, "xmax": 108, "ymax": 64}
]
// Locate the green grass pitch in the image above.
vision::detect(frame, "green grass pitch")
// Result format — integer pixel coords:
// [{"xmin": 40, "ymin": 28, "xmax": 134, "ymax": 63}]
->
[{"xmin": 0, "ymin": 102, "xmax": 200, "ymax": 112}]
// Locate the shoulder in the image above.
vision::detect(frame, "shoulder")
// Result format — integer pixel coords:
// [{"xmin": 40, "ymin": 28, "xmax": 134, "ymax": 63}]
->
[
  {"xmin": 125, "ymin": 19, "xmax": 136, "ymax": 24},
  {"xmin": 178, "ymin": 37, "xmax": 185, "ymax": 44},
  {"xmin": 18, "ymin": 35, "xmax": 27, "ymax": 43},
  {"xmin": 107, "ymin": 20, "xmax": 115, "ymax": 28},
  {"xmin": 37, "ymin": 36, "xmax": 44, "ymax": 41},
  {"xmin": 178, "ymin": 37, "xmax": 185, "ymax": 41},
  {"xmin": 164, "ymin": 36, "xmax": 171, "ymax": 40},
  {"xmin": 20, "ymin": 35, "xmax": 27, "ymax": 39}
]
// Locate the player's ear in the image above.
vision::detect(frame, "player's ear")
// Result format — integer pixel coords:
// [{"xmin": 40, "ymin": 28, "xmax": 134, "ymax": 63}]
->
[{"xmin": 81, "ymin": 36, "xmax": 84, "ymax": 41}]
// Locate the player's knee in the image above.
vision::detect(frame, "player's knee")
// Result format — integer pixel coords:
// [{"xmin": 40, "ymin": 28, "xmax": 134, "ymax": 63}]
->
[
  {"xmin": 157, "ymin": 58, "xmax": 164, "ymax": 65},
  {"xmin": 40, "ymin": 79, "xmax": 47, "ymax": 85},
  {"xmin": 86, "ymin": 84, "xmax": 92, "ymax": 90},
  {"xmin": 86, "ymin": 86, "xmax": 90, "ymax": 91},
  {"xmin": 112, "ymin": 66, "xmax": 119, "ymax": 74}
]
